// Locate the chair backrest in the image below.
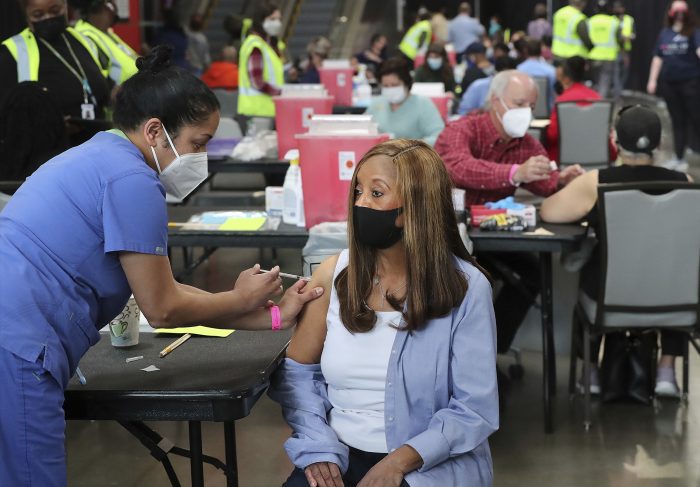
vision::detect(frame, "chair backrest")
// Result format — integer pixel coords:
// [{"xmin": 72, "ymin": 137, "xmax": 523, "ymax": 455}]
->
[
  {"xmin": 596, "ymin": 182, "xmax": 700, "ymax": 328},
  {"xmin": 533, "ymin": 76, "xmax": 550, "ymax": 119},
  {"xmin": 213, "ymin": 89, "xmax": 239, "ymax": 119},
  {"xmin": 214, "ymin": 117, "xmax": 243, "ymax": 139},
  {"xmin": 557, "ymin": 100, "xmax": 612, "ymax": 168}
]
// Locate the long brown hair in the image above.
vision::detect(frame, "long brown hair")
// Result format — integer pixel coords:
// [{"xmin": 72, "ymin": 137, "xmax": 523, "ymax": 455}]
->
[
  {"xmin": 335, "ymin": 139, "xmax": 487, "ymax": 333},
  {"xmin": 667, "ymin": 2, "xmax": 698, "ymax": 37}
]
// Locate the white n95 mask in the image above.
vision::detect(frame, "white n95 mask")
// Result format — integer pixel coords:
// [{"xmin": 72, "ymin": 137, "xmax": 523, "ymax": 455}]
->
[
  {"xmin": 382, "ymin": 85, "xmax": 407, "ymax": 104},
  {"xmin": 263, "ymin": 18, "xmax": 283, "ymax": 37},
  {"xmin": 151, "ymin": 125, "xmax": 208, "ymax": 201},
  {"xmin": 499, "ymin": 98, "xmax": 532, "ymax": 139}
]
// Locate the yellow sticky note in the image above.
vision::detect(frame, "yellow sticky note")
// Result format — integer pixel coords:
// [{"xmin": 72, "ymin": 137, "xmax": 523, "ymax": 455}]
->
[
  {"xmin": 155, "ymin": 326, "xmax": 235, "ymax": 337},
  {"xmin": 219, "ymin": 217, "xmax": 266, "ymax": 231}
]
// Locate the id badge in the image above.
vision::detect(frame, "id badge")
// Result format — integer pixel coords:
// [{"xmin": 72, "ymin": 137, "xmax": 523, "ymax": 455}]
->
[{"xmin": 81, "ymin": 103, "xmax": 95, "ymax": 120}]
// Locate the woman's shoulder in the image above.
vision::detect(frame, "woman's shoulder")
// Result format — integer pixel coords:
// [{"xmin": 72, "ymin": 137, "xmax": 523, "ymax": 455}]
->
[{"xmin": 454, "ymin": 257, "xmax": 488, "ymax": 284}]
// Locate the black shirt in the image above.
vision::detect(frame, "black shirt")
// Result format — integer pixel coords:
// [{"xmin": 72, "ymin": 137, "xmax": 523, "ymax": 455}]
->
[
  {"xmin": 0, "ymin": 31, "xmax": 110, "ymax": 120},
  {"xmin": 580, "ymin": 164, "xmax": 689, "ymax": 298}
]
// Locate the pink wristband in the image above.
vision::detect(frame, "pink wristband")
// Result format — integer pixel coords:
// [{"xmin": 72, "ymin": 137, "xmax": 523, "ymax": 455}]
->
[
  {"xmin": 508, "ymin": 164, "xmax": 521, "ymax": 187},
  {"xmin": 270, "ymin": 305, "xmax": 281, "ymax": 331}
]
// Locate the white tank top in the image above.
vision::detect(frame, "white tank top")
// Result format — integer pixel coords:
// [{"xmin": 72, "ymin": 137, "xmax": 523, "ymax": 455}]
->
[{"xmin": 320, "ymin": 251, "xmax": 401, "ymax": 453}]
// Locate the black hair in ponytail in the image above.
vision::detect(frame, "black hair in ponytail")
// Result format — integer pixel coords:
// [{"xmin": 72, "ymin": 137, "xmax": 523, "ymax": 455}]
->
[{"xmin": 113, "ymin": 45, "xmax": 219, "ymax": 135}]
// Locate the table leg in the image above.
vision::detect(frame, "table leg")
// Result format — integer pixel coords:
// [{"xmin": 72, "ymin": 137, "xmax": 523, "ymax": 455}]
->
[
  {"xmin": 539, "ymin": 252, "xmax": 555, "ymax": 433},
  {"xmin": 224, "ymin": 421, "xmax": 239, "ymax": 487},
  {"xmin": 189, "ymin": 421, "xmax": 204, "ymax": 487}
]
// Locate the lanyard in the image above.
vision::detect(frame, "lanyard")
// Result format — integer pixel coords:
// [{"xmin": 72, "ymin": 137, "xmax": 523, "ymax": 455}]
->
[{"xmin": 39, "ymin": 34, "xmax": 96, "ymax": 105}]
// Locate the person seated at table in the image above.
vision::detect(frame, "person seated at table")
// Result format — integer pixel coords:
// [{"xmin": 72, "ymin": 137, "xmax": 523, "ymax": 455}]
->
[
  {"xmin": 0, "ymin": 46, "xmax": 325, "ymax": 486},
  {"xmin": 457, "ymin": 55, "xmax": 517, "ymax": 116},
  {"xmin": 436, "ymin": 69, "xmax": 584, "ymax": 362},
  {"xmin": 201, "ymin": 45, "xmax": 239, "ymax": 91},
  {"xmin": 459, "ymin": 42, "xmax": 494, "ymax": 96},
  {"xmin": 0, "ymin": 81, "xmax": 68, "ymax": 182},
  {"xmin": 540, "ymin": 105, "xmax": 692, "ymax": 397},
  {"xmin": 546, "ymin": 55, "xmax": 617, "ymax": 164},
  {"xmin": 269, "ymin": 139, "xmax": 499, "ymax": 487},
  {"xmin": 298, "ymin": 36, "xmax": 331, "ymax": 84},
  {"xmin": 517, "ymin": 37, "xmax": 556, "ymax": 110},
  {"xmin": 354, "ymin": 33, "xmax": 388, "ymax": 82},
  {"xmin": 365, "ymin": 57, "xmax": 445, "ymax": 145},
  {"xmin": 414, "ymin": 42, "xmax": 457, "ymax": 98}
]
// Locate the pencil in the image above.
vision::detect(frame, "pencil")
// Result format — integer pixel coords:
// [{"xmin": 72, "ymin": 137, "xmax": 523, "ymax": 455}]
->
[
  {"xmin": 159, "ymin": 333, "xmax": 192, "ymax": 358},
  {"xmin": 259, "ymin": 269, "xmax": 311, "ymax": 281}
]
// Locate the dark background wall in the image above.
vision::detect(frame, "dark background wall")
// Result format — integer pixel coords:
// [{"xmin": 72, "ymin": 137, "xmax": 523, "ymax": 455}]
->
[{"xmin": 405, "ymin": 0, "xmax": 700, "ymax": 91}]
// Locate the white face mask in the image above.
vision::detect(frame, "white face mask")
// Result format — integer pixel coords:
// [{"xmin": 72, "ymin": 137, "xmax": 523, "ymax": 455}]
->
[
  {"xmin": 427, "ymin": 57, "xmax": 443, "ymax": 70},
  {"xmin": 498, "ymin": 97, "xmax": 532, "ymax": 138},
  {"xmin": 151, "ymin": 125, "xmax": 208, "ymax": 201},
  {"xmin": 382, "ymin": 85, "xmax": 407, "ymax": 104},
  {"xmin": 263, "ymin": 18, "xmax": 283, "ymax": 37}
]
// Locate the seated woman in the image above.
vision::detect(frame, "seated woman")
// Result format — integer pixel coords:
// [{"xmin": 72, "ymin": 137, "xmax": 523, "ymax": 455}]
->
[
  {"xmin": 413, "ymin": 42, "xmax": 457, "ymax": 98},
  {"xmin": 269, "ymin": 139, "xmax": 499, "ymax": 487},
  {"xmin": 540, "ymin": 105, "xmax": 692, "ymax": 397},
  {"xmin": 365, "ymin": 58, "xmax": 445, "ymax": 146}
]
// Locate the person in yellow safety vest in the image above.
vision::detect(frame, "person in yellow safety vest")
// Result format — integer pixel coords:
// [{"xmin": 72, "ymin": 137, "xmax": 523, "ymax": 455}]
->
[
  {"xmin": 238, "ymin": 3, "xmax": 284, "ymax": 127},
  {"xmin": 0, "ymin": 0, "xmax": 111, "ymax": 144},
  {"xmin": 612, "ymin": 0, "xmax": 635, "ymax": 99},
  {"xmin": 399, "ymin": 9, "xmax": 433, "ymax": 67},
  {"xmin": 552, "ymin": 0, "xmax": 594, "ymax": 60},
  {"xmin": 587, "ymin": 0, "xmax": 622, "ymax": 98},
  {"xmin": 75, "ymin": 0, "xmax": 137, "ymax": 87}
]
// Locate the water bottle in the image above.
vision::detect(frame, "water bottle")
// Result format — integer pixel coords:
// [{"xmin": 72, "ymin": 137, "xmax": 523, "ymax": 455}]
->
[{"xmin": 282, "ymin": 159, "xmax": 305, "ymax": 226}]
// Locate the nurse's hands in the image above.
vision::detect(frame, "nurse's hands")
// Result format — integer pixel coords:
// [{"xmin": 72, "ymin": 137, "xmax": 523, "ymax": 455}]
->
[
  {"xmin": 304, "ymin": 461, "xmax": 344, "ymax": 487},
  {"xmin": 513, "ymin": 155, "xmax": 552, "ymax": 184},
  {"xmin": 278, "ymin": 279, "xmax": 325, "ymax": 329},
  {"xmin": 234, "ymin": 264, "xmax": 283, "ymax": 310},
  {"xmin": 557, "ymin": 164, "xmax": 585, "ymax": 188}
]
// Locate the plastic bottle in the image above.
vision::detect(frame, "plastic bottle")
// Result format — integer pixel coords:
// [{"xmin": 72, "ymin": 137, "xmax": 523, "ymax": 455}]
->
[{"xmin": 282, "ymin": 159, "xmax": 305, "ymax": 227}]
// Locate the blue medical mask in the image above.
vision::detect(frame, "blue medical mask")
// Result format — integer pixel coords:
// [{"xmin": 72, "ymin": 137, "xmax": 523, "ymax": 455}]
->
[{"xmin": 427, "ymin": 57, "xmax": 443, "ymax": 70}]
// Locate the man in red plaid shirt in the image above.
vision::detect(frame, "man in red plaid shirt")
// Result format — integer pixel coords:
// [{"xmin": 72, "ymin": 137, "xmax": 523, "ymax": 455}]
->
[{"xmin": 436, "ymin": 70, "xmax": 584, "ymax": 356}]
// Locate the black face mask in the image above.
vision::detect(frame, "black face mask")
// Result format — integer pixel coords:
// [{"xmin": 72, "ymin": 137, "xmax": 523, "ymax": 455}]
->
[
  {"xmin": 33, "ymin": 15, "xmax": 68, "ymax": 41},
  {"xmin": 554, "ymin": 80, "xmax": 564, "ymax": 96},
  {"xmin": 353, "ymin": 206, "xmax": 403, "ymax": 249}
]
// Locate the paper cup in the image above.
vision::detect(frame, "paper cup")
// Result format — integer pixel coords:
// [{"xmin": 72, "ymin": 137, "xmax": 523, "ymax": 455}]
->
[{"xmin": 109, "ymin": 296, "xmax": 140, "ymax": 347}]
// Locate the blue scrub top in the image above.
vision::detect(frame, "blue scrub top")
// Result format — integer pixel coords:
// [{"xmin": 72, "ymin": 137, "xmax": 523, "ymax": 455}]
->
[{"xmin": 0, "ymin": 131, "xmax": 167, "ymax": 388}]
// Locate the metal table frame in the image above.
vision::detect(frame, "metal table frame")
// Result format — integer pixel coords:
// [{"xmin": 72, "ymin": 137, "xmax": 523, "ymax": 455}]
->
[{"xmin": 65, "ymin": 332, "xmax": 291, "ymax": 486}]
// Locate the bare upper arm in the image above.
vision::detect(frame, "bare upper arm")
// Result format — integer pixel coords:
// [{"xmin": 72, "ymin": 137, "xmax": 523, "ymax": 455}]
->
[
  {"xmin": 286, "ymin": 254, "xmax": 339, "ymax": 364},
  {"xmin": 540, "ymin": 170, "xmax": 599, "ymax": 223}
]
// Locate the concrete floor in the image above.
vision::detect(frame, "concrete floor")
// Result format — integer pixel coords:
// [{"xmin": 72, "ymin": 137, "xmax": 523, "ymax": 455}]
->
[{"xmin": 66, "ymin": 97, "xmax": 700, "ymax": 486}]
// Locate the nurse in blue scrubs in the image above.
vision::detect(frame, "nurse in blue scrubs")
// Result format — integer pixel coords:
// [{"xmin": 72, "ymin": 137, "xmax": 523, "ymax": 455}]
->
[{"xmin": 0, "ymin": 45, "xmax": 324, "ymax": 487}]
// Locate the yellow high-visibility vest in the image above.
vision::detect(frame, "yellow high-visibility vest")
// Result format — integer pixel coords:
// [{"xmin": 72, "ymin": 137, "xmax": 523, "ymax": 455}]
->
[
  {"xmin": 238, "ymin": 34, "xmax": 284, "ymax": 117},
  {"xmin": 74, "ymin": 20, "xmax": 137, "ymax": 85},
  {"xmin": 587, "ymin": 14, "xmax": 620, "ymax": 61},
  {"xmin": 399, "ymin": 20, "xmax": 432, "ymax": 60},
  {"xmin": 2, "ymin": 27, "xmax": 103, "ymax": 82},
  {"xmin": 552, "ymin": 5, "xmax": 588, "ymax": 58},
  {"xmin": 621, "ymin": 14, "xmax": 634, "ymax": 52}
]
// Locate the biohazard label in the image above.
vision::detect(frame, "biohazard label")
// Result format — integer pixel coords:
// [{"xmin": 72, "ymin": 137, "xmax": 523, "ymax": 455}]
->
[{"xmin": 338, "ymin": 151, "xmax": 356, "ymax": 180}]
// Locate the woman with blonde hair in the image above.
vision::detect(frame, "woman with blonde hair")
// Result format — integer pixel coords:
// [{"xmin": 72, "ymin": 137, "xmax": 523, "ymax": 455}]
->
[{"xmin": 270, "ymin": 139, "xmax": 499, "ymax": 487}]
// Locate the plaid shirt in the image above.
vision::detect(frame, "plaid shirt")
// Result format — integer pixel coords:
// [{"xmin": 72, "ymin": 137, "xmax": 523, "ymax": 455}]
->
[
  {"xmin": 247, "ymin": 47, "xmax": 281, "ymax": 96},
  {"xmin": 435, "ymin": 111, "xmax": 558, "ymax": 206}
]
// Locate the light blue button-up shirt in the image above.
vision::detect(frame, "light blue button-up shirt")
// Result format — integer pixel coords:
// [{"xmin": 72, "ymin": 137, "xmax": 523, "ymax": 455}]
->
[
  {"xmin": 269, "ymin": 251, "xmax": 499, "ymax": 487},
  {"xmin": 517, "ymin": 58, "xmax": 557, "ymax": 109}
]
